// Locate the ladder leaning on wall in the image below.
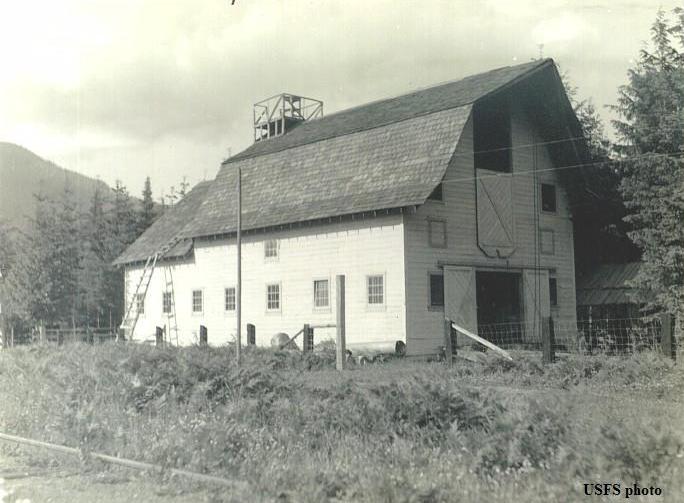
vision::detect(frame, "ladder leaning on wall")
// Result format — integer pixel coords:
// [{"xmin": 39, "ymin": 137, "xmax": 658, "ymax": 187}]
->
[{"xmin": 119, "ymin": 237, "xmax": 182, "ymax": 342}]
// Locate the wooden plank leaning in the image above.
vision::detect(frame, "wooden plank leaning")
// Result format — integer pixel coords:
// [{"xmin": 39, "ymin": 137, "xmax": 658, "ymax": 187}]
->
[{"xmin": 450, "ymin": 321, "xmax": 513, "ymax": 362}]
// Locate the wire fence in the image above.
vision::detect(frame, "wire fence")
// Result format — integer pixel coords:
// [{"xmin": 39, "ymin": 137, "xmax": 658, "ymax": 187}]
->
[{"xmin": 475, "ymin": 317, "xmax": 664, "ymax": 355}]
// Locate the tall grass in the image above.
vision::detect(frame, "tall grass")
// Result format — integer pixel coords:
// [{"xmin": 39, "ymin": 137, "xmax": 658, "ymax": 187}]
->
[{"xmin": 0, "ymin": 343, "xmax": 682, "ymax": 502}]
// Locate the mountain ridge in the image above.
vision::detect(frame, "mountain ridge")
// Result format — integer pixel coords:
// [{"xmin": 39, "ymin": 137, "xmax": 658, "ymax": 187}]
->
[{"xmin": 0, "ymin": 142, "xmax": 115, "ymax": 232}]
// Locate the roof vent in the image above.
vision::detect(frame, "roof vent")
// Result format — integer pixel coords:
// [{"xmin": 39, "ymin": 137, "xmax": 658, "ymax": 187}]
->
[{"xmin": 253, "ymin": 93, "xmax": 323, "ymax": 142}]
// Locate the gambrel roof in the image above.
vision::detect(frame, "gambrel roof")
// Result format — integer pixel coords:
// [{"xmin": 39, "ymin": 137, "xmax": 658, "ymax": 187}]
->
[{"xmin": 117, "ymin": 58, "xmax": 582, "ymax": 265}]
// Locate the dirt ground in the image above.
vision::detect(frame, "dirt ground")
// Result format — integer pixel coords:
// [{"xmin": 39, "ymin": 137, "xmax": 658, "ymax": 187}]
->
[{"xmin": 0, "ymin": 452, "xmax": 226, "ymax": 503}]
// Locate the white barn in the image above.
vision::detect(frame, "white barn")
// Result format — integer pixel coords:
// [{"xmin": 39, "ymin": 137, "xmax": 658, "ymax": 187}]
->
[{"xmin": 115, "ymin": 59, "xmax": 588, "ymax": 357}]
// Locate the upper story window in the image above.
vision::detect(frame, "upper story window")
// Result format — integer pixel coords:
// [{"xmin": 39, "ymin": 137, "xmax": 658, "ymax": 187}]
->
[
  {"xmin": 428, "ymin": 219, "xmax": 447, "ymax": 248},
  {"xmin": 540, "ymin": 229, "xmax": 555, "ymax": 255},
  {"xmin": 473, "ymin": 98, "xmax": 511, "ymax": 173},
  {"xmin": 427, "ymin": 183, "xmax": 443, "ymax": 202},
  {"xmin": 541, "ymin": 183, "xmax": 557, "ymax": 213},
  {"xmin": 264, "ymin": 239, "xmax": 279, "ymax": 259}
]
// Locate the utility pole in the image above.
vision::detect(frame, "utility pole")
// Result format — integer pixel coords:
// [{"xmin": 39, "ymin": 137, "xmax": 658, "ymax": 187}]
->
[{"xmin": 236, "ymin": 165, "xmax": 242, "ymax": 366}]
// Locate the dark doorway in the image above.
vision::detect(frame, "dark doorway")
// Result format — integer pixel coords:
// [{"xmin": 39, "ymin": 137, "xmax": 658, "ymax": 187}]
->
[{"xmin": 476, "ymin": 271, "xmax": 522, "ymax": 346}]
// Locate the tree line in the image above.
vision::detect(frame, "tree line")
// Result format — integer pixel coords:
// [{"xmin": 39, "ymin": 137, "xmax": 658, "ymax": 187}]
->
[
  {"xmin": 0, "ymin": 176, "xmax": 189, "ymax": 335},
  {"xmin": 564, "ymin": 7, "xmax": 683, "ymax": 319}
]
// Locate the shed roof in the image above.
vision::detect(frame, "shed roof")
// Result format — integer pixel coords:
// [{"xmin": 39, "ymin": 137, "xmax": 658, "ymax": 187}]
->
[
  {"xmin": 113, "ymin": 181, "xmax": 211, "ymax": 266},
  {"xmin": 576, "ymin": 262, "xmax": 642, "ymax": 306}
]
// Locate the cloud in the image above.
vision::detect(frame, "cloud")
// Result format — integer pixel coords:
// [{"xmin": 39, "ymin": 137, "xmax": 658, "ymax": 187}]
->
[{"xmin": 0, "ymin": 0, "xmax": 681, "ymax": 193}]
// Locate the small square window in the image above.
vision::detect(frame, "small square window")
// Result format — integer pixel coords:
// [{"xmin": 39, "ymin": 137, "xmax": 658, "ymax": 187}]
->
[
  {"xmin": 540, "ymin": 229, "xmax": 555, "ymax": 255},
  {"xmin": 427, "ymin": 183, "xmax": 443, "ymax": 201},
  {"xmin": 264, "ymin": 240, "xmax": 279, "ymax": 259},
  {"xmin": 313, "ymin": 279, "xmax": 329, "ymax": 308},
  {"xmin": 541, "ymin": 184, "xmax": 557, "ymax": 213},
  {"xmin": 367, "ymin": 275, "xmax": 384, "ymax": 305},
  {"xmin": 162, "ymin": 292, "xmax": 172, "ymax": 314},
  {"xmin": 192, "ymin": 290, "xmax": 203, "ymax": 313},
  {"xmin": 267, "ymin": 283, "xmax": 281, "ymax": 311},
  {"xmin": 225, "ymin": 287, "xmax": 236, "ymax": 311},
  {"xmin": 549, "ymin": 277, "xmax": 558, "ymax": 307},
  {"xmin": 136, "ymin": 293, "xmax": 145, "ymax": 315},
  {"xmin": 428, "ymin": 219, "xmax": 447, "ymax": 248},
  {"xmin": 429, "ymin": 273, "xmax": 444, "ymax": 308}
]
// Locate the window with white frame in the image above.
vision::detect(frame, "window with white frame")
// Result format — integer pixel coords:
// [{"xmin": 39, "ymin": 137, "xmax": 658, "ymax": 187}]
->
[
  {"xmin": 367, "ymin": 275, "xmax": 384, "ymax": 305},
  {"xmin": 162, "ymin": 292, "xmax": 172, "ymax": 314},
  {"xmin": 136, "ymin": 293, "xmax": 145, "ymax": 315},
  {"xmin": 267, "ymin": 283, "xmax": 281, "ymax": 311},
  {"xmin": 313, "ymin": 279, "xmax": 329, "ymax": 308},
  {"xmin": 225, "ymin": 287, "xmax": 236, "ymax": 311},
  {"xmin": 192, "ymin": 290, "xmax": 203, "ymax": 313},
  {"xmin": 264, "ymin": 239, "xmax": 279, "ymax": 259}
]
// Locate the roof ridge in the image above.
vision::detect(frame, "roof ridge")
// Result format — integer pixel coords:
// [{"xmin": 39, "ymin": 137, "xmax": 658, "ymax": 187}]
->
[
  {"xmin": 224, "ymin": 58, "xmax": 553, "ymax": 165},
  {"xmin": 313, "ymin": 58, "xmax": 550, "ymax": 123}
]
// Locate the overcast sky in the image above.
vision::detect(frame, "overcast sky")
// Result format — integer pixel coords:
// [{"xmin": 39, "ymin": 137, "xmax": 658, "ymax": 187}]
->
[{"xmin": 0, "ymin": 0, "xmax": 679, "ymax": 198}]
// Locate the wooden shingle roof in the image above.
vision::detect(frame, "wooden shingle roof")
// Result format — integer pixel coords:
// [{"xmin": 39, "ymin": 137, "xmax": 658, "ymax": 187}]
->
[
  {"xmin": 113, "ymin": 181, "xmax": 211, "ymax": 266},
  {"xmin": 117, "ymin": 59, "xmax": 558, "ymax": 264}
]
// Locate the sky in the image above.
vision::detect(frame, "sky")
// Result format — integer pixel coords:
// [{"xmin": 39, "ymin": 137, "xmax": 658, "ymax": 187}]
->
[{"xmin": 0, "ymin": 0, "xmax": 680, "ymax": 199}]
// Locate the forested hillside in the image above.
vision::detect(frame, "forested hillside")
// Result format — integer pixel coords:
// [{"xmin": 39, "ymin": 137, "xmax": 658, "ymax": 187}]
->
[{"xmin": 0, "ymin": 142, "xmax": 114, "ymax": 232}]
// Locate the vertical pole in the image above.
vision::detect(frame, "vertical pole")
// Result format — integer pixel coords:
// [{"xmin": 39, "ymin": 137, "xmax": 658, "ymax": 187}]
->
[
  {"xmin": 661, "ymin": 313, "xmax": 676, "ymax": 361},
  {"xmin": 444, "ymin": 318, "xmax": 453, "ymax": 365},
  {"xmin": 542, "ymin": 316, "xmax": 555, "ymax": 363},
  {"xmin": 236, "ymin": 165, "xmax": 242, "ymax": 366},
  {"xmin": 336, "ymin": 275, "xmax": 346, "ymax": 371},
  {"xmin": 11, "ymin": 325, "xmax": 14, "ymax": 347}
]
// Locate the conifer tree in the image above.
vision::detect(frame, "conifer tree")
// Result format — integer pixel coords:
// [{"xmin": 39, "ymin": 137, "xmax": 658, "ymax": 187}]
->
[{"xmin": 612, "ymin": 8, "xmax": 684, "ymax": 315}]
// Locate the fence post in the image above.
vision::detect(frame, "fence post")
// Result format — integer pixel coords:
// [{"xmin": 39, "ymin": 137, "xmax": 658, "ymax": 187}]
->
[
  {"xmin": 10, "ymin": 325, "xmax": 14, "ymax": 347},
  {"xmin": 39, "ymin": 323, "xmax": 45, "ymax": 344},
  {"xmin": 247, "ymin": 324, "xmax": 255, "ymax": 346},
  {"xmin": 661, "ymin": 313, "xmax": 676, "ymax": 361},
  {"xmin": 57, "ymin": 330, "xmax": 64, "ymax": 346},
  {"xmin": 302, "ymin": 324, "xmax": 314, "ymax": 352},
  {"xmin": 444, "ymin": 318, "xmax": 453, "ymax": 365},
  {"xmin": 199, "ymin": 325, "xmax": 208, "ymax": 346},
  {"xmin": 336, "ymin": 275, "xmax": 346, "ymax": 370},
  {"xmin": 542, "ymin": 316, "xmax": 555, "ymax": 363},
  {"xmin": 155, "ymin": 326, "xmax": 164, "ymax": 346}
]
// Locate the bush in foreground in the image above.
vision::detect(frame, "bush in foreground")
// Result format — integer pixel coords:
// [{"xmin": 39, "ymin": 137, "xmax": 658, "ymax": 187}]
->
[{"xmin": 0, "ymin": 343, "xmax": 681, "ymax": 502}]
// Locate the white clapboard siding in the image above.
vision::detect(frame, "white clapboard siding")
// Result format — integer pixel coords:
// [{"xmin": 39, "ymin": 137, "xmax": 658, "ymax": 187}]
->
[{"xmin": 125, "ymin": 214, "xmax": 407, "ymax": 349}]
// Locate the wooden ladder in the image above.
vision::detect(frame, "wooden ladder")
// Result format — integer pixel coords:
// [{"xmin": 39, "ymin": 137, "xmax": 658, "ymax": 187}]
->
[
  {"xmin": 119, "ymin": 237, "xmax": 183, "ymax": 341},
  {"xmin": 162, "ymin": 265, "xmax": 179, "ymax": 345}
]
